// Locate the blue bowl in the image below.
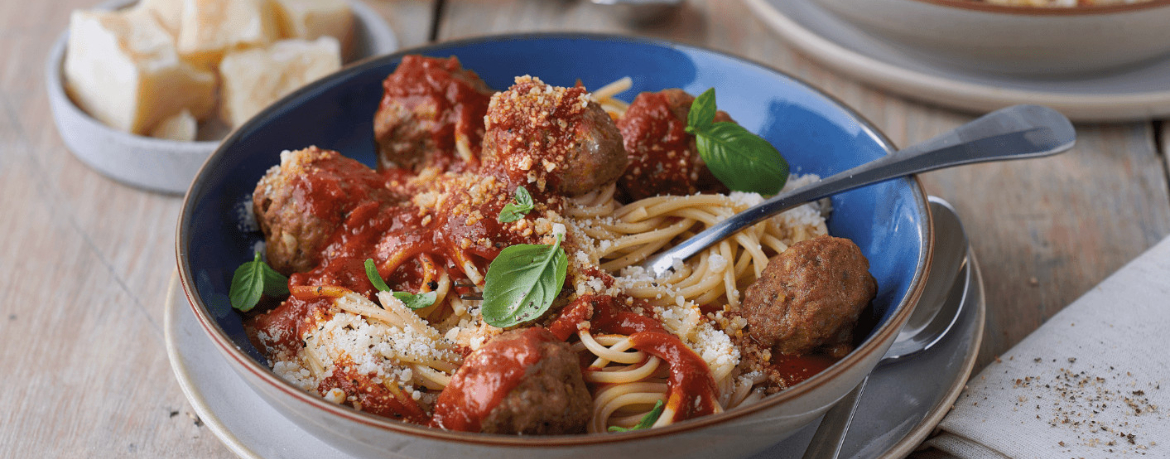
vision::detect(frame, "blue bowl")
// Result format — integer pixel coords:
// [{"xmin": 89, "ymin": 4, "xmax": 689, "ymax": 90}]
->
[{"xmin": 178, "ymin": 33, "xmax": 930, "ymax": 458}]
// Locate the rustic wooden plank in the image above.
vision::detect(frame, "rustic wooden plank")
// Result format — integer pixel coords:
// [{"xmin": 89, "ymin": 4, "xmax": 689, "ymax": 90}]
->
[
  {"xmin": 1, "ymin": 91, "xmax": 224, "ymax": 458},
  {"xmin": 920, "ymin": 123, "xmax": 1170, "ymax": 370},
  {"xmin": 850, "ymin": 107, "xmax": 1170, "ymax": 368},
  {"xmin": 438, "ymin": 0, "xmax": 796, "ymax": 51},
  {"xmin": 0, "ymin": 1, "xmax": 436, "ymax": 457},
  {"xmin": 0, "ymin": 0, "xmax": 234, "ymax": 454}
]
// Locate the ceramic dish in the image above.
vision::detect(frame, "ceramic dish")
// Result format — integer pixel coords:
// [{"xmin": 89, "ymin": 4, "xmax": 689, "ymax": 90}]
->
[
  {"xmin": 746, "ymin": 0, "xmax": 1170, "ymax": 122},
  {"xmin": 813, "ymin": 0, "xmax": 1170, "ymax": 75},
  {"xmin": 176, "ymin": 34, "xmax": 932, "ymax": 459},
  {"xmin": 45, "ymin": 0, "xmax": 398, "ymax": 195},
  {"xmin": 165, "ymin": 248, "xmax": 983, "ymax": 458}
]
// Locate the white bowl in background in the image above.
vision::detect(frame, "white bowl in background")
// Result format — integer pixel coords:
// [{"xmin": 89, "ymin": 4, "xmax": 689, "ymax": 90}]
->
[
  {"xmin": 45, "ymin": 0, "xmax": 397, "ymax": 195},
  {"xmin": 813, "ymin": 0, "xmax": 1170, "ymax": 76}
]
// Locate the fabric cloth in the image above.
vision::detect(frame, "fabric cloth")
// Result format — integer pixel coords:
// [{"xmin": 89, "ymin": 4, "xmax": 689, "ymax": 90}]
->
[{"xmin": 922, "ymin": 235, "xmax": 1170, "ymax": 458}]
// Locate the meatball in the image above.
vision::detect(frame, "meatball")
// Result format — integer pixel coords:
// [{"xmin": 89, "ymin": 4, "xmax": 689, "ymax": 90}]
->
[
  {"xmin": 252, "ymin": 147, "xmax": 397, "ymax": 274},
  {"xmin": 481, "ymin": 76, "xmax": 628, "ymax": 196},
  {"xmin": 615, "ymin": 89, "xmax": 732, "ymax": 200},
  {"xmin": 740, "ymin": 236, "xmax": 877, "ymax": 357},
  {"xmin": 431, "ymin": 327, "xmax": 592, "ymax": 434},
  {"xmin": 373, "ymin": 55, "xmax": 494, "ymax": 172}
]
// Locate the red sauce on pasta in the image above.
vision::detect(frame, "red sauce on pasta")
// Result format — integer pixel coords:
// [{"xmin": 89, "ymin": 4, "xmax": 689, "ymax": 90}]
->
[
  {"xmin": 278, "ymin": 155, "xmax": 551, "ymax": 301},
  {"xmin": 244, "ymin": 62, "xmax": 872, "ymax": 435},
  {"xmin": 615, "ymin": 89, "xmax": 728, "ymax": 200},
  {"xmin": 767, "ymin": 353, "xmax": 838, "ymax": 387},
  {"xmin": 246, "ymin": 296, "xmax": 330, "ymax": 356},
  {"xmin": 319, "ymin": 357, "xmax": 431, "ymax": 424},
  {"xmin": 429, "ymin": 327, "xmax": 557, "ymax": 431},
  {"xmin": 616, "ymin": 92, "xmax": 692, "ymax": 199},
  {"xmin": 552, "ymin": 295, "xmax": 720, "ymax": 423},
  {"xmin": 628, "ymin": 331, "xmax": 720, "ymax": 422},
  {"xmin": 550, "ymin": 295, "xmax": 664, "ymax": 340},
  {"xmin": 377, "ymin": 55, "xmax": 492, "ymax": 171}
]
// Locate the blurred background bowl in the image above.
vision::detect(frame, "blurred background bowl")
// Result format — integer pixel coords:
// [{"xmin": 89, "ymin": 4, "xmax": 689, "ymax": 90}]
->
[
  {"xmin": 177, "ymin": 33, "xmax": 932, "ymax": 458},
  {"xmin": 813, "ymin": 0, "xmax": 1170, "ymax": 75},
  {"xmin": 45, "ymin": 0, "xmax": 397, "ymax": 195}
]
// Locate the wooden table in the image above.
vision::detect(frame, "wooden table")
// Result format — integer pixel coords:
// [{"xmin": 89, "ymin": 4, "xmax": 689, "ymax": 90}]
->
[{"xmin": 2, "ymin": 0, "xmax": 1168, "ymax": 456}]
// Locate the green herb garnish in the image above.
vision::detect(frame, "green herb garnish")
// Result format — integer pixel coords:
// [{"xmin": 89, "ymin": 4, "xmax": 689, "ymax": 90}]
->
[
  {"xmin": 364, "ymin": 258, "xmax": 392, "ymax": 291},
  {"xmin": 608, "ymin": 400, "xmax": 665, "ymax": 432},
  {"xmin": 392, "ymin": 291, "xmax": 438, "ymax": 310},
  {"xmin": 229, "ymin": 251, "xmax": 289, "ymax": 312},
  {"xmin": 480, "ymin": 233, "xmax": 568, "ymax": 328},
  {"xmin": 685, "ymin": 88, "xmax": 789, "ymax": 195},
  {"xmin": 497, "ymin": 186, "xmax": 535, "ymax": 223},
  {"xmin": 364, "ymin": 258, "xmax": 438, "ymax": 310}
]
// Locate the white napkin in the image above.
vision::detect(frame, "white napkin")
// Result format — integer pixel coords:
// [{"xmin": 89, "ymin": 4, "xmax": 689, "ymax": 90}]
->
[{"xmin": 920, "ymin": 236, "xmax": 1170, "ymax": 459}]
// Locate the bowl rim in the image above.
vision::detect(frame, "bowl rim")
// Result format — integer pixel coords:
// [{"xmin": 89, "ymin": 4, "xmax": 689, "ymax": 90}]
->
[
  {"xmin": 906, "ymin": 0, "xmax": 1170, "ymax": 15},
  {"xmin": 176, "ymin": 31, "xmax": 932, "ymax": 448}
]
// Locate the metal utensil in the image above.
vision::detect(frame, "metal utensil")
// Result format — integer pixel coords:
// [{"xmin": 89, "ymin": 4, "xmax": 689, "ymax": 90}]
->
[
  {"xmin": 641, "ymin": 104, "xmax": 1075, "ymax": 278},
  {"xmin": 801, "ymin": 197, "xmax": 971, "ymax": 459},
  {"xmin": 884, "ymin": 197, "xmax": 969, "ymax": 362}
]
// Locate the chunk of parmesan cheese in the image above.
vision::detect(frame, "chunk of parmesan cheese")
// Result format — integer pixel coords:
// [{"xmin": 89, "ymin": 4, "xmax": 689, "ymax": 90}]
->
[
  {"xmin": 149, "ymin": 109, "xmax": 197, "ymax": 141},
  {"xmin": 269, "ymin": 0, "xmax": 354, "ymax": 58},
  {"xmin": 135, "ymin": 0, "xmax": 184, "ymax": 37},
  {"xmin": 64, "ymin": 8, "xmax": 216, "ymax": 135},
  {"xmin": 176, "ymin": 0, "xmax": 280, "ymax": 68},
  {"xmin": 218, "ymin": 37, "xmax": 341, "ymax": 127}
]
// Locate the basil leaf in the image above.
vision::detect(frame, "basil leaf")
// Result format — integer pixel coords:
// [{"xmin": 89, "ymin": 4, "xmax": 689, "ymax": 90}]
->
[
  {"xmin": 694, "ymin": 122, "xmax": 789, "ymax": 195},
  {"xmin": 365, "ymin": 258, "xmax": 437, "ymax": 309},
  {"xmin": 229, "ymin": 251, "xmax": 288, "ymax": 312},
  {"xmin": 685, "ymin": 88, "xmax": 716, "ymax": 134},
  {"xmin": 392, "ymin": 291, "xmax": 438, "ymax": 310},
  {"xmin": 608, "ymin": 400, "xmax": 665, "ymax": 432},
  {"xmin": 481, "ymin": 234, "xmax": 568, "ymax": 328},
  {"xmin": 498, "ymin": 186, "xmax": 535, "ymax": 223},
  {"xmin": 365, "ymin": 258, "xmax": 392, "ymax": 292},
  {"xmin": 685, "ymin": 88, "xmax": 790, "ymax": 195}
]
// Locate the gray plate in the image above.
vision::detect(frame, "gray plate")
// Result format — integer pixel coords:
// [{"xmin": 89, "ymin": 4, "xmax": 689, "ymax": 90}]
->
[
  {"xmin": 164, "ymin": 251, "xmax": 984, "ymax": 459},
  {"xmin": 745, "ymin": 0, "xmax": 1170, "ymax": 122}
]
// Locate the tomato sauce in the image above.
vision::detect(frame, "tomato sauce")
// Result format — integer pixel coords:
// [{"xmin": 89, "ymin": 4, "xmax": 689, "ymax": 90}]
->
[
  {"xmin": 551, "ymin": 295, "xmax": 720, "ymax": 423},
  {"xmin": 376, "ymin": 55, "xmax": 493, "ymax": 171},
  {"xmin": 250, "ymin": 141, "xmax": 574, "ymax": 429},
  {"xmin": 480, "ymin": 76, "xmax": 608, "ymax": 196},
  {"xmin": 429, "ymin": 327, "xmax": 557, "ymax": 432},
  {"xmin": 246, "ymin": 64, "xmax": 857, "ymax": 433},
  {"xmin": 615, "ymin": 90, "xmax": 727, "ymax": 200},
  {"xmin": 318, "ymin": 356, "xmax": 431, "ymax": 424},
  {"xmin": 247, "ymin": 296, "xmax": 331, "ymax": 356},
  {"xmin": 278, "ymin": 154, "xmax": 557, "ymax": 301},
  {"xmin": 767, "ymin": 353, "xmax": 838, "ymax": 388},
  {"xmin": 628, "ymin": 331, "xmax": 720, "ymax": 421}
]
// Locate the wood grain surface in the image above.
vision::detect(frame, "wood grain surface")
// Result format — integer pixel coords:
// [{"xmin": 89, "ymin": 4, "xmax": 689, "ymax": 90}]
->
[
  {"xmin": 0, "ymin": 1, "xmax": 435, "ymax": 457},
  {"xmin": 1, "ymin": 0, "xmax": 1167, "ymax": 457}
]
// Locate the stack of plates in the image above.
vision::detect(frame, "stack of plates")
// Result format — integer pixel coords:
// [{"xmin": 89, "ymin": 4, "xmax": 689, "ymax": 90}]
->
[{"xmin": 746, "ymin": 0, "xmax": 1170, "ymax": 122}]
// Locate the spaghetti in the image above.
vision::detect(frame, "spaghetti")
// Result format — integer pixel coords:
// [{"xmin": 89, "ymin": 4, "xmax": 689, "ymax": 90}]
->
[
  {"xmin": 563, "ymin": 184, "xmax": 828, "ymax": 431},
  {"xmin": 243, "ymin": 55, "xmax": 872, "ymax": 436}
]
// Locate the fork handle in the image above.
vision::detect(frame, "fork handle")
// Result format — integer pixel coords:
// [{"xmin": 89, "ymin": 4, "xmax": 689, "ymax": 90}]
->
[
  {"xmin": 642, "ymin": 104, "xmax": 1074, "ymax": 277},
  {"xmin": 802, "ymin": 377, "xmax": 869, "ymax": 459}
]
